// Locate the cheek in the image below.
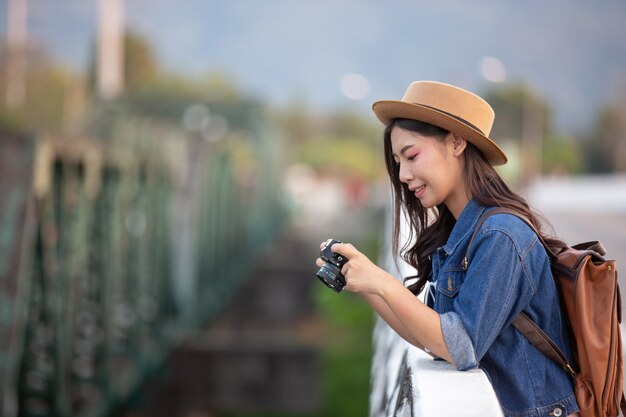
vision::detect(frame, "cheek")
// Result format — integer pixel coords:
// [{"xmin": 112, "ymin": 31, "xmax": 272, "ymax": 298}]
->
[
  {"xmin": 438, "ymin": 160, "xmax": 464, "ymax": 189},
  {"xmin": 418, "ymin": 152, "xmax": 445, "ymax": 177},
  {"xmin": 430, "ymin": 156, "xmax": 461, "ymax": 187}
]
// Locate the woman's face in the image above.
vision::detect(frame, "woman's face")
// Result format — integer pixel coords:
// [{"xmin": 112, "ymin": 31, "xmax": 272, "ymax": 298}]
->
[{"xmin": 390, "ymin": 126, "xmax": 469, "ymax": 218}]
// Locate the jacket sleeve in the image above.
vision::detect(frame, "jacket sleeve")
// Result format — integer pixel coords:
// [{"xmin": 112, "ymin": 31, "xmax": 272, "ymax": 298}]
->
[{"xmin": 440, "ymin": 311, "xmax": 479, "ymax": 370}]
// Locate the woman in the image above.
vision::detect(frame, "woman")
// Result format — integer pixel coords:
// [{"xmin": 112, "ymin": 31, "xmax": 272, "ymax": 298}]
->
[{"xmin": 316, "ymin": 81, "xmax": 579, "ymax": 417}]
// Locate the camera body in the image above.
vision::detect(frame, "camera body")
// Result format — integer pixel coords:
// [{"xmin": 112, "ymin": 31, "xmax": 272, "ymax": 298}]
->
[{"xmin": 316, "ymin": 238, "xmax": 348, "ymax": 292}]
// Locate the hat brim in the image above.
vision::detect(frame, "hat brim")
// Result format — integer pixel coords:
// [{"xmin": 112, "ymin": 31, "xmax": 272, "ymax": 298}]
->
[{"xmin": 372, "ymin": 100, "xmax": 508, "ymax": 166}]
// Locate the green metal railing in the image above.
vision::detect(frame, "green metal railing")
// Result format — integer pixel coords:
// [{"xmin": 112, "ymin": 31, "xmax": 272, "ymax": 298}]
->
[{"xmin": 0, "ymin": 100, "xmax": 286, "ymax": 417}]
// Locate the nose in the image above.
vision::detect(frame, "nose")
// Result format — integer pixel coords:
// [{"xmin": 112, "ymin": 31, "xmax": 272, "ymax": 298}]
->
[{"xmin": 398, "ymin": 161, "xmax": 413, "ymax": 183}]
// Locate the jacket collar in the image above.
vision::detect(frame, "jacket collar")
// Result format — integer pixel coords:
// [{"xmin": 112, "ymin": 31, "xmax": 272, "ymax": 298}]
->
[{"xmin": 442, "ymin": 198, "xmax": 489, "ymax": 256}]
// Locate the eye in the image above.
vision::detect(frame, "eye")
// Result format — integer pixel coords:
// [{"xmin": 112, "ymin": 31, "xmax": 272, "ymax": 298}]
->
[{"xmin": 407, "ymin": 153, "xmax": 418, "ymax": 162}]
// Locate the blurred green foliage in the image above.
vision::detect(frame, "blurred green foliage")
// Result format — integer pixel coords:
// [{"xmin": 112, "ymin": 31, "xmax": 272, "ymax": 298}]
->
[
  {"xmin": 542, "ymin": 134, "xmax": 584, "ymax": 174},
  {"xmin": 87, "ymin": 30, "xmax": 160, "ymax": 95},
  {"xmin": 312, "ymin": 288, "xmax": 373, "ymax": 417},
  {"xmin": 0, "ymin": 109, "xmax": 24, "ymax": 133},
  {"xmin": 581, "ymin": 105, "xmax": 626, "ymax": 173},
  {"xmin": 222, "ymin": 226, "xmax": 382, "ymax": 417},
  {"xmin": 480, "ymin": 83, "xmax": 626, "ymax": 176},
  {"xmin": 124, "ymin": 30, "xmax": 160, "ymax": 91},
  {"xmin": 272, "ymin": 102, "xmax": 385, "ymax": 183},
  {"xmin": 0, "ymin": 54, "xmax": 75, "ymax": 133},
  {"xmin": 483, "ymin": 84, "xmax": 549, "ymax": 142},
  {"xmin": 296, "ymin": 135, "xmax": 383, "ymax": 180},
  {"xmin": 3, "ymin": 29, "xmax": 624, "ymax": 174},
  {"xmin": 311, "ymin": 230, "xmax": 381, "ymax": 417}
]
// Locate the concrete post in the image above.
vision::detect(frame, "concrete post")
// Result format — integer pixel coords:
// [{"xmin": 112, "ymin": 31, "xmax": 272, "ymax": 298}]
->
[
  {"xmin": 5, "ymin": 0, "xmax": 27, "ymax": 109},
  {"xmin": 97, "ymin": 0, "xmax": 124, "ymax": 100}
]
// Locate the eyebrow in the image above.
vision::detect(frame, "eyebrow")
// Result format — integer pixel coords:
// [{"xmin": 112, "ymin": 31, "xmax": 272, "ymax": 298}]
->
[{"xmin": 393, "ymin": 144, "xmax": 414, "ymax": 158}]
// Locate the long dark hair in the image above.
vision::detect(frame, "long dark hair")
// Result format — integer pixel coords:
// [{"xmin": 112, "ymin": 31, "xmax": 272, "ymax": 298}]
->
[{"xmin": 384, "ymin": 118, "xmax": 559, "ymax": 295}]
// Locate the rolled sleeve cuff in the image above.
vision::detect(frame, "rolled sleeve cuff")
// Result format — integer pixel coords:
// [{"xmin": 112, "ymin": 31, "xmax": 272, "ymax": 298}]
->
[{"xmin": 440, "ymin": 312, "xmax": 479, "ymax": 371}]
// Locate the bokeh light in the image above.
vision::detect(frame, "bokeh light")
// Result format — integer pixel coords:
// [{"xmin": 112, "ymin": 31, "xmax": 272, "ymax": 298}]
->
[
  {"xmin": 339, "ymin": 73, "xmax": 370, "ymax": 100},
  {"xmin": 480, "ymin": 56, "xmax": 507, "ymax": 83}
]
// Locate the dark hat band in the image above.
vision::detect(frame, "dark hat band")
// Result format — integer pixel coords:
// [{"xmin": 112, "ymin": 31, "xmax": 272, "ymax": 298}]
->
[{"xmin": 418, "ymin": 103, "xmax": 486, "ymax": 136}]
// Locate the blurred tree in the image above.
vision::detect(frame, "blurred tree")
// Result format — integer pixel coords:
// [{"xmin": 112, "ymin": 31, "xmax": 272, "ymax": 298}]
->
[
  {"xmin": 124, "ymin": 30, "xmax": 159, "ymax": 91},
  {"xmin": 142, "ymin": 71, "xmax": 242, "ymax": 101},
  {"xmin": 482, "ymin": 84, "xmax": 550, "ymax": 143},
  {"xmin": 24, "ymin": 64, "xmax": 73, "ymax": 131},
  {"xmin": 482, "ymin": 84, "xmax": 551, "ymax": 183},
  {"xmin": 481, "ymin": 84, "xmax": 590, "ymax": 179},
  {"xmin": 582, "ymin": 104, "xmax": 626, "ymax": 172},
  {"xmin": 271, "ymin": 100, "xmax": 314, "ymax": 144},
  {"xmin": 0, "ymin": 45, "xmax": 78, "ymax": 132},
  {"xmin": 326, "ymin": 112, "xmax": 380, "ymax": 145},
  {"xmin": 295, "ymin": 135, "xmax": 383, "ymax": 180},
  {"xmin": 541, "ymin": 133, "xmax": 584, "ymax": 175},
  {"xmin": 274, "ymin": 106, "xmax": 384, "ymax": 180},
  {"xmin": 87, "ymin": 30, "xmax": 160, "ymax": 95},
  {"xmin": 0, "ymin": 108, "xmax": 24, "ymax": 133}
]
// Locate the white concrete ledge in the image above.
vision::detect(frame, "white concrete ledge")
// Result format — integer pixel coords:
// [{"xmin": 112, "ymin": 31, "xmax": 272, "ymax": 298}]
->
[{"xmin": 370, "ymin": 317, "xmax": 503, "ymax": 417}]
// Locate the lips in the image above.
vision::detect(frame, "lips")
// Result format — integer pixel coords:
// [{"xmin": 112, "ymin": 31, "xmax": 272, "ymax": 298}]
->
[{"xmin": 409, "ymin": 183, "xmax": 427, "ymax": 197}]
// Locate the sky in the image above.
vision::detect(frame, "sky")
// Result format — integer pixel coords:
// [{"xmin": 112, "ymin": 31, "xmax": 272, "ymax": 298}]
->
[{"xmin": 1, "ymin": 0, "xmax": 626, "ymax": 133}]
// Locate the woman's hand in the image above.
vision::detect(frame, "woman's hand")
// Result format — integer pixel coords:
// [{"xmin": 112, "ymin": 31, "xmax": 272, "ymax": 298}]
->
[
  {"xmin": 315, "ymin": 242, "xmax": 453, "ymax": 363},
  {"xmin": 316, "ymin": 241, "xmax": 391, "ymax": 295}
]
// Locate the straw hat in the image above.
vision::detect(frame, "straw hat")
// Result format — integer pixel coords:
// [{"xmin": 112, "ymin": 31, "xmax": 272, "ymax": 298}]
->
[{"xmin": 372, "ymin": 81, "xmax": 507, "ymax": 165}]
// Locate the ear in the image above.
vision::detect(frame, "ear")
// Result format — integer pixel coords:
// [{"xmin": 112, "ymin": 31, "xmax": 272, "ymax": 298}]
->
[{"xmin": 448, "ymin": 134, "xmax": 467, "ymax": 157}]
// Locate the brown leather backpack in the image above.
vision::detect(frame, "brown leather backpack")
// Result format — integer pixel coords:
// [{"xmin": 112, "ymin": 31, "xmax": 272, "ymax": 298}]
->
[{"xmin": 466, "ymin": 208, "xmax": 625, "ymax": 417}]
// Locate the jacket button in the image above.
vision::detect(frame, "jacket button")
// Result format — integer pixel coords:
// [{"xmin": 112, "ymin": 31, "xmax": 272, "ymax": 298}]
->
[{"xmin": 552, "ymin": 407, "xmax": 563, "ymax": 417}]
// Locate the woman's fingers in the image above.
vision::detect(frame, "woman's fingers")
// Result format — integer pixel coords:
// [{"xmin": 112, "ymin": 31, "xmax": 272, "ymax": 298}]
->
[{"xmin": 331, "ymin": 242, "xmax": 358, "ymax": 258}]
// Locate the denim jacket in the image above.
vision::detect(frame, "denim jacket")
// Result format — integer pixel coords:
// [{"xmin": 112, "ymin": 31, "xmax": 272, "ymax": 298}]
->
[{"xmin": 430, "ymin": 199, "xmax": 578, "ymax": 417}]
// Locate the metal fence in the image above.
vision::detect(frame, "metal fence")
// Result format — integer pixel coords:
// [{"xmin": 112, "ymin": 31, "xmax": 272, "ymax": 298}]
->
[{"xmin": 0, "ymin": 100, "xmax": 286, "ymax": 417}]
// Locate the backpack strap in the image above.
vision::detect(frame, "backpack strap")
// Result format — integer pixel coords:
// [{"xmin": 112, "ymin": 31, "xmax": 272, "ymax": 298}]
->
[
  {"xmin": 464, "ymin": 207, "xmax": 577, "ymax": 379},
  {"xmin": 571, "ymin": 240, "xmax": 606, "ymax": 256},
  {"xmin": 512, "ymin": 312, "xmax": 576, "ymax": 378},
  {"xmin": 462, "ymin": 207, "xmax": 558, "ymax": 271}
]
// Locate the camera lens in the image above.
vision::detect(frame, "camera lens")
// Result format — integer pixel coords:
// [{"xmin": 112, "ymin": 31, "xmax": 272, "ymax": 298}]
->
[{"xmin": 316, "ymin": 263, "xmax": 345, "ymax": 292}]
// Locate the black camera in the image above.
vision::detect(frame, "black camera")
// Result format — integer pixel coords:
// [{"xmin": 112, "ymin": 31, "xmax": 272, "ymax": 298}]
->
[{"xmin": 316, "ymin": 239, "xmax": 348, "ymax": 293}]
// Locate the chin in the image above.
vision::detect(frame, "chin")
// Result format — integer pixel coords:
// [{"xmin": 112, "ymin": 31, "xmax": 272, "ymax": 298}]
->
[
  {"xmin": 418, "ymin": 198, "xmax": 436, "ymax": 209},
  {"xmin": 418, "ymin": 195, "xmax": 443, "ymax": 210}
]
